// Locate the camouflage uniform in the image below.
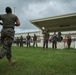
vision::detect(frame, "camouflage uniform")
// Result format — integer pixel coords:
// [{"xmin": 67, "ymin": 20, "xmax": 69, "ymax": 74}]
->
[
  {"xmin": 26, "ymin": 34, "xmax": 31, "ymax": 47},
  {"xmin": 52, "ymin": 33, "xmax": 58, "ymax": 49},
  {"xmin": 0, "ymin": 14, "xmax": 19, "ymax": 59},
  {"xmin": 20, "ymin": 36, "xmax": 23, "ymax": 47},
  {"xmin": 33, "ymin": 34, "xmax": 37, "ymax": 47},
  {"xmin": 67, "ymin": 34, "xmax": 72, "ymax": 49},
  {"xmin": 43, "ymin": 31, "xmax": 50, "ymax": 49},
  {"xmin": 58, "ymin": 31, "xmax": 61, "ymax": 42}
]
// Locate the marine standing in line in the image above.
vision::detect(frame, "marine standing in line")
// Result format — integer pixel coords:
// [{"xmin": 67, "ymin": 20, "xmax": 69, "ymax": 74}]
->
[{"xmin": 43, "ymin": 29, "xmax": 50, "ymax": 49}]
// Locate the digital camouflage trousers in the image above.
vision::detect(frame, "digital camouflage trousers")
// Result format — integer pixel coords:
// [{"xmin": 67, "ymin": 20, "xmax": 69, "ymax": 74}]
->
[{"xmin": 0, "ymin": 28, "xmax": 14, "ymax": 59}]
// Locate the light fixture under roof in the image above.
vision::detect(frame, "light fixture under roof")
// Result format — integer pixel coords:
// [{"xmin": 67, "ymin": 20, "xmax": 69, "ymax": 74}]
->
[{"xmin": 42, "ymin": 27, "xmax": 45, "ymax": 30}]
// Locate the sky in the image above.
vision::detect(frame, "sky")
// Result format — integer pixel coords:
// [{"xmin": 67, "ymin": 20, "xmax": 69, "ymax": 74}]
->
[{"xmin": 0, "ymin": 0, "xmax": 76, "ymax": 33}]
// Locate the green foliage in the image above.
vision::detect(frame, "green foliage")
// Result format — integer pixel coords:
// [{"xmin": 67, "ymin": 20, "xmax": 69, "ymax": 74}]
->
[{"xmin": 0, "ymin": 47, "xmax": 76, "ymax": 75}]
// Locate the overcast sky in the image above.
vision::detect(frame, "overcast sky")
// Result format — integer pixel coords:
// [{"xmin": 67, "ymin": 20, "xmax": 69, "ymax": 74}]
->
[{"xmin": 0, "ymin": 0, "xmax": 76, "ymax": 33}]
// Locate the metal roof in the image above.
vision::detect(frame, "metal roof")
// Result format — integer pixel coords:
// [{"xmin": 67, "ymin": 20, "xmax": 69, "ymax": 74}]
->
[{"xmin": 30, "ymin": 13, "xmax": 76, "ymax": 32}]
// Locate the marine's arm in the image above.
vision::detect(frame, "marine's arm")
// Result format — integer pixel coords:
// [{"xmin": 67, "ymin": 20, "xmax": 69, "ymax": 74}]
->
[
  {"xmin": 15, "ymin": 19, "xmax": 20, "ymax": 26},
  {"xmin": 15, "ymin": 15, "xmax": 20, "ymax": 26}
]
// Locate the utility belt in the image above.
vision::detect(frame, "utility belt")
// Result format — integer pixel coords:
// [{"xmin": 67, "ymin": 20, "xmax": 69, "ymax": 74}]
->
[{"xmin": 3, "ymin": 27, "xmax": 14, "ymax": 29}]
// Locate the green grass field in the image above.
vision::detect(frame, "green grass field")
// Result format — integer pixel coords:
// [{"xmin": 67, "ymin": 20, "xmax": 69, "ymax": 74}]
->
[{"xmin": 0, "ymin": 46, "xmax": 76, "ymax": 75}]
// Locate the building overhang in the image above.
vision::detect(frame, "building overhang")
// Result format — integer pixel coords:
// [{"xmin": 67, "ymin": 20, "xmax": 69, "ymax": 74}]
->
[{"xmin": 30, "ymin": 13, "xmax": 76, "ymax": 32}]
